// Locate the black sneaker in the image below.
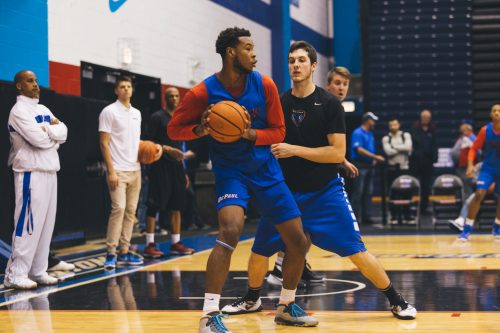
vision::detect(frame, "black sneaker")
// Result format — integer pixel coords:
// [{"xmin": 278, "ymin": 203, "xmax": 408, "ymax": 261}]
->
[
  {"xmin": 267, "ymin": 264, "xmax": 307, "ymax": 289},
  {"xmin": 301, "ymin": 261, "xmax": 324, "ymax": 284}
]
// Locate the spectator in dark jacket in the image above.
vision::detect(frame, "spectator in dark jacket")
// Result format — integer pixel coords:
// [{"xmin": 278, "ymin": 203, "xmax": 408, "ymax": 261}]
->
[{"xmin": 410, "ymin": 109, "xmax": 438, "ymax": 212}]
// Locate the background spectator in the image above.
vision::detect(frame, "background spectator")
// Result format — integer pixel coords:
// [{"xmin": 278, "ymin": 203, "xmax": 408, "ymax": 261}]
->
[
  {"xmin": 451, "ymin": 121, "xmax": 476, "ymax": 197},
  {"xmin": 351, "ymin": 112, "xmax": 385, "ymax": 224},
  {"xmin": 410, "ymin": 109, "xmax": 438, "ymax": 213}
]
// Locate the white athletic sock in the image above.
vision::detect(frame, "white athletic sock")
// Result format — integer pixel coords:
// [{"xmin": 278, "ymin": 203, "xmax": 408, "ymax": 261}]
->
[
  {"xmin": 203, "ymin": 293, "xmax": 220, "ymax": 315},
  {"xmin": 279, "ymin": 287, "xmax": 296, "ymax": 305},
  {"xmin": 465, "ymin": 218, "xmax": 475, "ymax": 226},
  {"xmin": 146, "ymin": 233, "xmax": 154, "ymax": 244},
  {"xmin": 171, "ymin": 234, "xmax": 180, "ymax": 244},
  {"xmin": 276, "ymin": 256, "xmax": 283, "ymax": 266},
  {"xmin": 495, "ymin": 218, "xmax": 500, "ymax": 225}
]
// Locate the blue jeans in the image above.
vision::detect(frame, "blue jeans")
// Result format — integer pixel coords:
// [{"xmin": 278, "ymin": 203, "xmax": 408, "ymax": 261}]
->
[
  {"xmin": 351, "ymin": 167, "xmax": 373, "ymax": 222},
  {"xmin": 136, "ymin": 178, "xmax": 149, "ymax": 230}
]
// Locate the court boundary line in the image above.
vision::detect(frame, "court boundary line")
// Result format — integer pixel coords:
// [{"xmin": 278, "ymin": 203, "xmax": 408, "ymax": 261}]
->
[{"xmin": 0, "ymin": 238, "xmax": 254, "ymax": 307}]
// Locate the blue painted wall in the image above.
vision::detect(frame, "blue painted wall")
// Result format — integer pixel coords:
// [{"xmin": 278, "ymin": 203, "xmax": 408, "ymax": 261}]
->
[
  {"xmin": 333, "ymin": 0, "xmax": 361, "ymax": 74},
  {"xmin": 0, "ymin": 0, "xmax": 49, "ymax": 87},
  {"xmin": 271, "ymin": 0, "xmax": 291, "ymax": 92}
]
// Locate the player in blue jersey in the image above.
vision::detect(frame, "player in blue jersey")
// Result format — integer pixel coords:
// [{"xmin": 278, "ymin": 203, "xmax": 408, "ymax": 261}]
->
[
  {"xmin": 221, "ymin": 41, "xmax": 416, "ymax": 320},
  {"xmin": 458, "ymin": 104, "xmax": 500, "ymax": 241},
  {"xmin": 167, "ymin": 27, "xmax": 318, "ymax": 333}
]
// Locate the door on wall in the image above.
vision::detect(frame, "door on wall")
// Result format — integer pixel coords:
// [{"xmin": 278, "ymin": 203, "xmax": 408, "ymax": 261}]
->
[{"xmin": 80, "ymin": 61, "xmax": 162, "ymax": 133}]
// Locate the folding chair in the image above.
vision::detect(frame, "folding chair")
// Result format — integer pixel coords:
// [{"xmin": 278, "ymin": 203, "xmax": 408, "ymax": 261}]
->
[
  {"xmin": 388, "ymin": 175, "xmax": 421, "ymax": 229},
  {"xmin": 431, "ymin": 174, "xmax": 464, "ymax": 230}
]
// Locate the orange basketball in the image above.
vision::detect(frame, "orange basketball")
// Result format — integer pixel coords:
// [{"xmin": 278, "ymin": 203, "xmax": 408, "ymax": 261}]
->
[
  {"xmin": 138, "ymin": 140, "xmax": 159, "ymax": 164},
  {"xmin": 208, "ymin": 100, "xmax": 247, "ymax": 143}
]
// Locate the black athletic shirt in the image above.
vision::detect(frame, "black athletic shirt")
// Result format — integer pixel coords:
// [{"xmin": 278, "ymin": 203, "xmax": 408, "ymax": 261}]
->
[
  {"xmin": 279, "ymin": 86, "xmax": 346, "ymax": 192},
  {"xmin": 148, "ymin": 110, "xmax": 183, "ymax": 163}
]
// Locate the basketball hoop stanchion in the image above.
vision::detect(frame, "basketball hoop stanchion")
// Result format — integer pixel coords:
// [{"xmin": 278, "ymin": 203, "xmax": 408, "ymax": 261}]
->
[{"xmin": 380, "ymin": 163, "xmax": 388, "ymax": 226}]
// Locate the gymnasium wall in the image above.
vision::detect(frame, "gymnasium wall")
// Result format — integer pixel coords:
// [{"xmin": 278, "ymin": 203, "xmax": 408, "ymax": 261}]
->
[
  {"xmin": 0, "ymin": 0, "xmax": 49, "ymax": 87},
  {"xmin": 48, "ymin": 0, "xmax": 271, "ymax": 95},
  {"xmin": 47, "ymin": 0, "xmax": 334, "ymax": 95}
]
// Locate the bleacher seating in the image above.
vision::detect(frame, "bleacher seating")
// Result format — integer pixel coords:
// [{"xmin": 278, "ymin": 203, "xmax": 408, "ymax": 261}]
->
[{"xmin": 365, "ymin": 0, "xmax": 474, "ymax": 148}]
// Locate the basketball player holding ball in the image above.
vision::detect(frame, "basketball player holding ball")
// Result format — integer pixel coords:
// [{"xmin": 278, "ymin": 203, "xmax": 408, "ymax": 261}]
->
[
  {"xmin": 168, "ymin": 27, "xmax": 317, "ymax": 332},
  {"xmin": 223, "ymin": 41, "xmax": 416, "ymax": 321}
]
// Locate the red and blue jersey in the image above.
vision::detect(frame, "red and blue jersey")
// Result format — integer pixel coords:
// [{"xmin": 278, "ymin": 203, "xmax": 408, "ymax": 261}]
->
[
  {"xmin": 469, "ymin": 123, "xmax": 500, "ymax": 171},
  {"xmin": 167, "ymin": 71, "xmax": 285, "ymax": 181}
]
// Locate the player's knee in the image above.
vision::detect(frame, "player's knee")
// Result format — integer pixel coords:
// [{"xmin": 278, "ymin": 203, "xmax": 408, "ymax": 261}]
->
[
  {"xmin": 146, "ymin": 207, "xmax": 158, "ymax": 218},
  {"xmin": 474, "ymin": 190, "xmax": 487, "ymax": 201},
  {"xmin": 218, "ymin": 223, "xmax": 241, "ymax": 248},
  {"xmin": 348, "ymin": 251, "xmax": 364, "ymax": 264},
  {"xmin": 286, "ymin": 234, "xmax": 308, "ymax": 254},
  {"xmin": 125, "ymin": 205, "xmax": 137, "ymax": 215},
  {"xmin": 110, "ymin": 205, "xmax": 125, "ymax": 216}
]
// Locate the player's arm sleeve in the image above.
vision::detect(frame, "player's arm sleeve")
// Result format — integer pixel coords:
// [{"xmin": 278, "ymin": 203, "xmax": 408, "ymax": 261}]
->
[
  {"xmin": 351, "ymin": 130, "xmax": 362, "ymax": 152},
  {"xmin": 167, "ymin": 84, "xmax": 209, "ymax": 141},
  {"xmin": 9, "ymin": 109, "xmax": 56, "ymax": 149},
  {"xmin": 98, "ymin": 108, "xmax": 113, "ymax": 134},
  {"xmin": 255, "ymin": 75, "xmax": 286, "ymax": 145},
  {"xmin": 468, "ymin": 126, "xmax": 485, "ymax": 161},
  {"xmin": 382, "ymin": 136, "xmax": 398, "ymax": 156}
]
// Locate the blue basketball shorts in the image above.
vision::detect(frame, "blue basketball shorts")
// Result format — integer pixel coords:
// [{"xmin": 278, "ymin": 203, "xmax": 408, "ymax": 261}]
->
[
  {"xmin": 476, "ymin": 166, "xmax": 500, "ymax": 195},
  {"xmin": 252, "ymin": 176, "xmax": 367, "ymax": 257},
  {"xmin": 214, "ymin": 168, "xmax": 300, "ymax": 226}
]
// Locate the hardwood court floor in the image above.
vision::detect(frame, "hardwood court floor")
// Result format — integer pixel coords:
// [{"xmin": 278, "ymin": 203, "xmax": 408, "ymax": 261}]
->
[
  {"xmin": 1, "ymin": 311, "xmax": 498, "ymax": 332},
  {"xmin": 1, "ymin": 235, "xmax": 499, "ymax": 332}
]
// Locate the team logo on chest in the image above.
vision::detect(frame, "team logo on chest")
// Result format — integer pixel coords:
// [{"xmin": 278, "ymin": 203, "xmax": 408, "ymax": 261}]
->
[{"xmin": 291, "ymin": 109, "xmax": 306, "ymax": 127}]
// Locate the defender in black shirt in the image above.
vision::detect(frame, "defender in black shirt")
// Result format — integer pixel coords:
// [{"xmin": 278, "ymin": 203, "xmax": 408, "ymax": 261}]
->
[
  {"xmin": 279, "ymin": 86, "xmax": 345, "ymax": 192},
  {"xmin": 222, "ymin": 42, "xmax": 417, "ymax": 320}
]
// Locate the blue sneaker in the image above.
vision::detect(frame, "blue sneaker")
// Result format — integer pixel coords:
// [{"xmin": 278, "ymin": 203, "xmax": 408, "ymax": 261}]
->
[
  {"xmin": 493, "ymin": 224, "xmax": 500, "ymax": 239},
  {"xmin": 117, "ymin": 252, "xmax": 143, "ymax": 266},
  {"xmin": 198, "ymin": 312, "xmax": 231, "ymax": 333},
  {"xmin": 458, "ymin": 224, "xmax": 472, "ymax": 241},
  {"xmin": 104, "ymin": 254, "xmax": 116, "ymax": 270},
  {"xmin": 274, "ymin": 302, "xmax": 318, "ymax": 327}
]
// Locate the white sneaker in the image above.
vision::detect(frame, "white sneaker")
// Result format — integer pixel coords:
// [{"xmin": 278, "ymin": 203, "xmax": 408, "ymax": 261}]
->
[
  {"xmin": 31, "ymin": 274, "xmax": 59, "ymax": 286},
  {"xmin": 448, "ymin": 217, "xmax": 465, "ymax": 232},
  {"xmin": 4, "ymin": 277, "xmax": 38, "ymax": 290},
  {"xmin": 391, "ymin": 303, "xmax": 417, "ymax": 320},
  {"xmin": 221, "ymin": 297, "xmax": 263, "ymax": 315},
  {"xmin": 48, "ymin": 260, "xmax": 75, "ymax": 271}
]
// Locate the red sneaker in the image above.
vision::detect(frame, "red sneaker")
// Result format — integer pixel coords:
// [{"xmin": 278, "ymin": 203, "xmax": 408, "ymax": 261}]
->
[
  {"xmin": 170, "ymin": 241, "xmax": 195, "ymax": 255},
  {"xmin": 143, "ymin": 243, "xmax": 164, "ymax": 258}
]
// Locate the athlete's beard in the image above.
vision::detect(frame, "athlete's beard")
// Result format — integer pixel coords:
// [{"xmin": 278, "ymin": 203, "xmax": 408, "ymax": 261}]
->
[{"xmin": 234, "ymin": 56, "xmax": 252, "ymax": 75}]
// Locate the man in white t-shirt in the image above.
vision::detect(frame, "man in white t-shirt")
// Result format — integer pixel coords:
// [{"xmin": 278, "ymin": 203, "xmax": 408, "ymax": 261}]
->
[{"xmin": 99, "ymin": 76, "xmax": 161, "ymax": 269}]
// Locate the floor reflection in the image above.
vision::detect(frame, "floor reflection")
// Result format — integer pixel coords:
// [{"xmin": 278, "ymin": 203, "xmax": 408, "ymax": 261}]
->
[
  {"xmin": 1, "ymin": 270, "xmax": 497, "ymax": 312},
  {"xmin": 5, "ymin": 287, "xmax": 54, "ymax": 333}
]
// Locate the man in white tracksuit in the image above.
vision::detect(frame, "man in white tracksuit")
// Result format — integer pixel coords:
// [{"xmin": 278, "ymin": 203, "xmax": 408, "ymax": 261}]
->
[{"xmin": 4, "ymin": 70, "xmax": 67, "ymax": 289}]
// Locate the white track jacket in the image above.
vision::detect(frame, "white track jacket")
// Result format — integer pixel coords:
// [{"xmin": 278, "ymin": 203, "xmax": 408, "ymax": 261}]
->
[{"xmin": 8, "ymin": 95, "xmax": 67, "ymax": 172}]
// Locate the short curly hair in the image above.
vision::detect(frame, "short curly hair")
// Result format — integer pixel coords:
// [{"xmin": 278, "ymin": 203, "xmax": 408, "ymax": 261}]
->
[{"xmin": 215, "ymin": 27, "xmax": 251, "ymax": 59}]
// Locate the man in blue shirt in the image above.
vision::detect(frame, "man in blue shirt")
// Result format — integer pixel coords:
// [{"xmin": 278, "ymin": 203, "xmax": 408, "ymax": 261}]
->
[{"xmin": 351, "ymin": 112, "xmax": 385, "ymax": 224}]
